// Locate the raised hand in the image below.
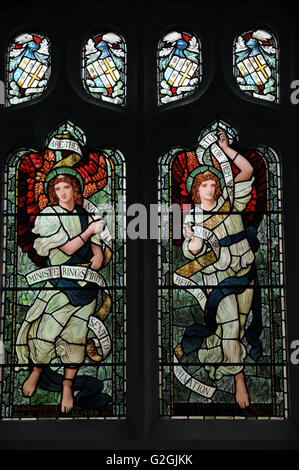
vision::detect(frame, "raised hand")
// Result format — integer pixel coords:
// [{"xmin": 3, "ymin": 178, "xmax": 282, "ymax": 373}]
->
[
  {"xmin": 183, "ymin": 223, "xmax": 194, "ymax": 239},
  {"xmin": 216, "ymin": 128, "xmax": 229, "ymax": 150}
]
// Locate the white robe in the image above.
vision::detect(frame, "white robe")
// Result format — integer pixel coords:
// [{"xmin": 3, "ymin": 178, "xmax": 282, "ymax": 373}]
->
[
  {"xmin": 16, "ymin": 205, "xmax": 102, "ymax": 368},
  {"xmin": 182, "ymin": 178, "xmax": 255, "ymax": 380}
]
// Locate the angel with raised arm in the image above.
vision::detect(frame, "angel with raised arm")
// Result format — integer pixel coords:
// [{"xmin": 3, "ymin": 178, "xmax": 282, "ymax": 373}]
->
[{"xmin": 174, "ymin": 125, "xmax": 265, "ymax": 409}]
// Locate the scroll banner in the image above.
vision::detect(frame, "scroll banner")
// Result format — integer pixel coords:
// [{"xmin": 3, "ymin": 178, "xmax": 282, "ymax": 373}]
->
[
  {"xmin": 83, "ymin": 198, "xmax": 113, "ymax": 248},
  {"xmin": 176, "ymin": 130, "xmax": 236, "ymax": 305},
  {"xmin": 26, "ymin": 265, "xmax": 107, "ymax": 288},
  {"xmin": 195, "ymin": 131, "xmax": 234, "ymax": 206},
  {"xmin": 173, "ymin": 354, "xmax": 216, "ymax": 398},
  {"xmin": 173, "ymin": 272, "xmax": 206, "ymax": 310},
  {"xmin": 88, "ymin": 316, "xmax": 111, "ymax": 359},
  {"xmin": 172, "ymin": 130, "xmax": 235, "ymax": 396},
  {"xmin": 26, "ymin": 266, "xmax": 112, "ymax": 360},
  {"xmin": 48, "ymin": 137, "xmax": 82, "ymax": 156}
]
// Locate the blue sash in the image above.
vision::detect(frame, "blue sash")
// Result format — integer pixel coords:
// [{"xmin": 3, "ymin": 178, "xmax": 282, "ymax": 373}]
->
[{"xmin": 181, "ymin": 263, "xmax": 263, "ymax": 361}]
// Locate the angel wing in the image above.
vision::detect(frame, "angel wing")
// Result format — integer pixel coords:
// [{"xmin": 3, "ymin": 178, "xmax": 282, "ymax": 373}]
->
[
  {"xmin": 18, "ymin": 150, "xmax": 56, "ymax": 267},
  {"xmin": 241, "ymin": 149, "xmax": 267, "ymax": 229},
  {"xmin": 171, "ymin": 150, "xmax": 200, "ymax": 245},
  {"xmin": 76, "ymin": 152, "xmax": 108, "ymax": 198}
]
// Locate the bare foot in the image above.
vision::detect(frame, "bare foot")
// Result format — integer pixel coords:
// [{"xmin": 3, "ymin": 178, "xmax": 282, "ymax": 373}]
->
[
  {"xmin": 61, "ymin": 380, "xmax": 74, "ymax": 414},
  {"xmin": 22, "ymin": 367, "xmax": 42, "ymax": 397},
  {"xmin": 235, "ymin": 372, "xmax": 250, "ymax": 409}
]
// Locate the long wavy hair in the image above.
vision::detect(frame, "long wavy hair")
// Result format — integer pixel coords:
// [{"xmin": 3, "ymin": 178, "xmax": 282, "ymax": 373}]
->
[
  {"xmin": 191, "ymin": 171, "xmax": 222, "ymax": 204},
  {"xmin": 48, "ymin": 175, "xmax": 83, "ymax": 206}
]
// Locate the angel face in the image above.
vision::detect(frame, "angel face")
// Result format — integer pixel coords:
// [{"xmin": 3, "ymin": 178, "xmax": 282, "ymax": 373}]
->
[
  {"xmin": 191, "ymin": 171, "xmax": 222, "ymax": 205},
  {"xmin": 198, "ymin": 179, "xmax": 217, "ymax": 202},
  {"xmin": 54, "ymin": 181, "xmax": 75, "ymax": 205}
]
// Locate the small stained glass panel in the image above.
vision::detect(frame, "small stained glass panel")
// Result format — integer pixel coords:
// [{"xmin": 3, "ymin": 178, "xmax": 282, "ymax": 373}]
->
[
  {"xmin": 82, "ymin": 32, "xmax": 127, "ymax": 106},
  {"xmin": 233, "ymin": 29, "xmax": 279, "ymax": 103},
  {"xmin": 6, "ymin": 33, "xmax": 51, "ymax": 107},
  {"xmin": 157, "ymin": 30, "xmax": 202, "ymax": 106}
]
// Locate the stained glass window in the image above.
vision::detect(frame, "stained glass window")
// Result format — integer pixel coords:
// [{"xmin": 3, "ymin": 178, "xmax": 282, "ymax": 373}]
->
[
  {"xmin": 158, "ymin": 119, "xmax": 287, "ymax": 419},
  {"xmin": 82, "ymin": 32, "xmax": 127, "ymax": 106},
  {"xmin": 0, "ymin": 120, "xmax": 126, "ymax": 419},
  {"xmin": 6, "ymin": 33, "xmax": 51, "ymax": 107},
  {"xmin": 233, "ymin": 28, "xmax": 279, "ymax": 103},
  {"xmin": 157, "ymin": 30, "xmax": 202, "ymax": 106}
]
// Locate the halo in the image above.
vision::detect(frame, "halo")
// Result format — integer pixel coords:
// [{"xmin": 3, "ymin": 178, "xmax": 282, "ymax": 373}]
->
[
  {"xmin": 44, "ymin": 167, "xmax": 84, "ymax": 193},
  {"xmin": 186, "ymin": 165, "xmax": 225, "ymax": 195}
]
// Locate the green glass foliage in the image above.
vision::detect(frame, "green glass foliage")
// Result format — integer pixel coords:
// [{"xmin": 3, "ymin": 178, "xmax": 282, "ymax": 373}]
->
[{"xmin": 1, "ymin": 121, "xmax": 126, "ymax": 419}]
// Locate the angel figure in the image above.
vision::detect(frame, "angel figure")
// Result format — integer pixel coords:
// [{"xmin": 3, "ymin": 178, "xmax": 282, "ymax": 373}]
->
[
  {"xmin": 15, "ymin": 127, "xmax": 113, "ymax": 414},
  {"xmin": 173, "ymin": 126, "xmax": 265, "ymax": 409}
]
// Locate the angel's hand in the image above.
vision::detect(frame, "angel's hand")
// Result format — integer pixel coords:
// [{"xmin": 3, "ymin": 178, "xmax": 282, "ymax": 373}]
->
[
  {"xmin": 216, "ymin": 128, "xmax": 229, "ymax": 150},
  {"xmin": 183, "ymin": 223, "xmax": 194, "ymax": 239},
  {"xmin": 90, "ymin": 255, "xmax": 103, "ymax": 270},
  {"xmin": 89, "ymin": 219, "xmax": 106, "ymax": 235}
]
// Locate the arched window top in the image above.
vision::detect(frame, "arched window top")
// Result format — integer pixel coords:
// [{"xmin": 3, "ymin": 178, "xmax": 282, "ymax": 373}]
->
[
  {"xmin": 82, "ymin": 32, "xmax": 127, "ymax": 106},
  {"xmin": 6, "ymin": 32, "xmax": 51, "ymax": 107},
  {"xmin": 233, "ymin": 28, "xmax": 279, "ymax": 103},
  {"xmin": 157, "ymin": 30, "xmax": 202, "ymax": 106}
]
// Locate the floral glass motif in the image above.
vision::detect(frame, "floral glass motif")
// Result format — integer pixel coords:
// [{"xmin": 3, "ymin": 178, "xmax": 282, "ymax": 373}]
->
[
  {"xmin": 157, "ymin": 30, "xmax": 202, "ymax": 106},
  {"xmin": 0, "ymin": 120, "xmax": 126, "ymax": 419},
  {"xmin": 6, "ymin": 33, "xmax": 51, "ymax": 107},
  {"xmin": 158, "ymin": 119, "xmax": 288, "ymax": 419},
  {"xmin": 82, "ymin": 32, "xmax": 127, "ymax": 106},
  {"xmin": 233, "ymin": 29, "xmax": 279, "ymax": 103}
]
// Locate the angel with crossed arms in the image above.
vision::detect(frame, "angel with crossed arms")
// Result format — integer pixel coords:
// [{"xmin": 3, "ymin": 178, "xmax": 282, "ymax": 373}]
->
[
  {"xmin": 15, "ymin": 129, "xmax": 113, "ymax": 414},
  {"xmin": 174, "ymin": 127, "xmax": 264, "ymax": 409}
]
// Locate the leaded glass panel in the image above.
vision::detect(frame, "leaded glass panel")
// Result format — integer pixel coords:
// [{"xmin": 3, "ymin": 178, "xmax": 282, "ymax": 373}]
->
[
  {"xmin": 233, "ymin": 28, "xmax": 279, "ymax": 103},
  {"xmin": 157, "ymin": 30, "xmax": 202, "ymax": 106},
  {"xmin": 6, "ymin": 33, "xmax": 51, "ymax": 107},
  {"xmin": 82, "ymin": 32, "xmax": 127, "ymax": 106},
  {"xmin": 158, "ymin": 119, "xmax": 287, "ymax": 419},
  {"xmin": 0, "ymin": 120, "xmax": 126, "ymax": 419}
]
